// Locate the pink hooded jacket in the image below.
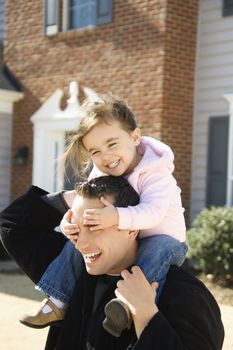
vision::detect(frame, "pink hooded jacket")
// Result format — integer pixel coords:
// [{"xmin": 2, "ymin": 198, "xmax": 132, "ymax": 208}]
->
[{"xmin": 89, "ymin": 136, "xmax": 186, "ymax": 242}]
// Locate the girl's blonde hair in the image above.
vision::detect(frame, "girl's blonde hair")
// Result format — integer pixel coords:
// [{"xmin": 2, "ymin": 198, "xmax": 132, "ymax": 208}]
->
[{"xmin": 63, "ymin": 93, "xmax": 138, "ymax": 178}]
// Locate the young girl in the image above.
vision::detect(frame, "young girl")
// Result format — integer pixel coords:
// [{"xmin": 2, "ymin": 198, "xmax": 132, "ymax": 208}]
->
[{"xmin": 20, "ymin": 94, "xmax": 187, "ymax": 336}]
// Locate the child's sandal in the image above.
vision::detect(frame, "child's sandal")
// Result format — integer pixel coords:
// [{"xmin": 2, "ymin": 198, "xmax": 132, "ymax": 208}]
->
[{"xmin": 102, "ymin": 298, "xmax": 132, "ymax": 337}]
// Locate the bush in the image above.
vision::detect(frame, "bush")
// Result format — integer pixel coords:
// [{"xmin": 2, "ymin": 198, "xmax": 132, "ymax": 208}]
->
[{"xmin": 187, "ymin": 206, "xmax": 233, "ymax": 278}]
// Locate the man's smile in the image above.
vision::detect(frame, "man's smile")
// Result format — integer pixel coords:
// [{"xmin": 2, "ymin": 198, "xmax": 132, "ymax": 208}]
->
[{"xmin": 82, "ymin": 251, "xmax": 102, "ymax": 263}]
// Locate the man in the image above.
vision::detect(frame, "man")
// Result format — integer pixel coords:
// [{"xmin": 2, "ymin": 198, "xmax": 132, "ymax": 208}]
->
[{"xmin": 0, "ymin": 176, "xmax": 224, "ymax": 349}]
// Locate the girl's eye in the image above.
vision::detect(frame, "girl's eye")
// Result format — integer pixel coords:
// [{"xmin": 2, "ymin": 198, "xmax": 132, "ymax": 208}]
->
[
  {"xmin": 91, "ymin": 151, "xmax": 100, "ymax": 156},
  {"xmin": 109, "ymin": 143, "xmax": 117, "ymax": 148}
]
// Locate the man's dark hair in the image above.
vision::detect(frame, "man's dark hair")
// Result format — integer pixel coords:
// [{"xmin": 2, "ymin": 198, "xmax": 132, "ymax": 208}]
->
[{"xmin": 75, "ymin": 176, "xmax": 139, "ymax": 207}]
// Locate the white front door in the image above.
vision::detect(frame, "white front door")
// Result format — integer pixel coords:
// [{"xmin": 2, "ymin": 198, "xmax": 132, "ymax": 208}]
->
[
  {"xmin": 0, "ymin": 89, "xmax": 23, "ymax": 210},
  {"xmin": 30, "ymin": 82, "xmax": 97, "ymax": 192}
]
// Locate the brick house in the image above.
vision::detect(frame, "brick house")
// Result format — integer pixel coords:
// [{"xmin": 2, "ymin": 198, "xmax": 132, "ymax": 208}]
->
[{"xmin": 0, "ymin": 0, "xmax": 233, "ymax": 230}]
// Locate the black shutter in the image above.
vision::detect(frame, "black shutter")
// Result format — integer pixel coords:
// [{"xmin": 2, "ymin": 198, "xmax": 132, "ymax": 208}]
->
[
  {"xmin": 223, "ymin": 0, "xmax": 233, "ymax": 16},
  {"xmin": 206, "ymin": 116, "xmax": 229, "ymax": 206},
  {"xmin": 96, "ymin": 0, "xmax": 112, "ymax": 25},
  {"xmin": 44, "ymin": 0, "xmax": 59, "ymax": 36}
]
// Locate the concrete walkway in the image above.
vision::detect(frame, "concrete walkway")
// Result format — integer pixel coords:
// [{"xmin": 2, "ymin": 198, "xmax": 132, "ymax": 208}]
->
[
  {"xmin": 0, "ymin": 265, "xmax": 232, "ymax": 349},
  {"xmin": 0, "ymin": 272, "xmax": 48, "ymax": 350}
]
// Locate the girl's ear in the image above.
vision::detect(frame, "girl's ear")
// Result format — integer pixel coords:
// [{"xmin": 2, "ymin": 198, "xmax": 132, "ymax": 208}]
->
[
  {"xmin": 132, "ymin": 128, "xmax": 141, "ymax": 146},
  {"xmin": 128, "ymin": 229, "xmax": 139, "ymax": 240}
]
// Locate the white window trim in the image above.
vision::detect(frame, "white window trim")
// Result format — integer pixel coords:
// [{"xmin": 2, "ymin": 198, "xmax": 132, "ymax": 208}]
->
[
  {"xmin": 63, "ymin": 0, "xmax": 69, "ymax": 32},
  {"xmin": 44, "ymin": 0, "xmax": 59, "ymax": 36}
]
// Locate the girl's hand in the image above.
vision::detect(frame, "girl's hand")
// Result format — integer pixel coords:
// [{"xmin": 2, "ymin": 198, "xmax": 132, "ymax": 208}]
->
[
  {"xmin": 83, "ymin": 197, "xmax": 119, "ymax": 231},
  {"xmin": 115, "ymin": 266, "xmax": 158, "ymax": 338},
  {"xmin": 60, "ymin": 210, "xmax": 80, "ymax": 244}
]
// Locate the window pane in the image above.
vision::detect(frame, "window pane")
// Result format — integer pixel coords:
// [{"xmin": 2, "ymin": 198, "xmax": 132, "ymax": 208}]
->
[{"xmin": 70, "ymin": 0, "xmax": 96, "ymax": 29}]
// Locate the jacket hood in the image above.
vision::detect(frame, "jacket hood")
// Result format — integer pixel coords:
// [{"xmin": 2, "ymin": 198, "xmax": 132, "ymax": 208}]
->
[{"xmin": 133, "ymin": 136, "xmax": 175, "ymax": 174}]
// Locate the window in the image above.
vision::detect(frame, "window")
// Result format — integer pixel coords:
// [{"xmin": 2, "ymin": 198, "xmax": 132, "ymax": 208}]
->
[
  {"xmin": 206, "ymin": 116, "xmax": 229, "ymax": 206},
  {"xmin": 66, "ymin": 0, "xmax": 112, "ymax": 30},
  {"xmin": 69, "ymin": 0, "xmax": 96, "ymax": 30},
  {"xmin": 44, "ymin": 0, "xmax": 59, "ymax": 36},
  {"xmin": 44, "ymin": 0, "xmax": 112, "ymax": 36},
  {"xmin": 223, "ymin": 0, "xmax": 233, "ymax": 16}
]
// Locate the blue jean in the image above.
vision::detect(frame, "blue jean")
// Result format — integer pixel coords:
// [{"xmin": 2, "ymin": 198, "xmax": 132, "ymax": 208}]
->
[
  {"xmin": 136, "ymin": 235, "xmax": 187, "ymax": 302},
  {"xmin": 36, "ymin": 235, "xmax": 187, "ymax": 304},
  {"xmin": 36, "ymin": 240, "xmax": 83, "ymax": 303}
]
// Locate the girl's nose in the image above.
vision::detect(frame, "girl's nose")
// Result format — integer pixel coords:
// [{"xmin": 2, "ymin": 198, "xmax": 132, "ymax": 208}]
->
[{"xmin": 102, "ymin": 150, "xmax": 112, "ymax": 162}]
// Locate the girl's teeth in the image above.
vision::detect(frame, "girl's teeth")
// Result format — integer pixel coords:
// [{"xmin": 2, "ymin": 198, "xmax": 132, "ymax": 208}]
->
[{"xmin": 108, "ymin": 161, "xmax": 119, "ymax": 168}]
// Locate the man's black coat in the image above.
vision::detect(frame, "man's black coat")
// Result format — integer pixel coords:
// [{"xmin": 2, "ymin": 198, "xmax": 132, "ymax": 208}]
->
[{"xmin": 0, "ymin": 186, "xmax": 225, "ymax": 349}]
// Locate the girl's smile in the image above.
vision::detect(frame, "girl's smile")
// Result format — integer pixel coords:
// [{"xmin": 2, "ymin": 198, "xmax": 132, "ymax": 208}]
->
[
  {"xmin": 107, "ymin": 160, "xmax": 120, "ymax": 169},
  {"xmin": 82, "ymin": 121, "xmax": 142, "ymax": 176}
]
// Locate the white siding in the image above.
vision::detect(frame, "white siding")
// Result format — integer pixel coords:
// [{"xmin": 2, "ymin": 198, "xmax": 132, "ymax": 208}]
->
[
  {"xmin": 190, "ymin": 0, "xmax": 233, "ymax": 222},
  {"xmin": 0, "ymin": 0, "xmax": 4, "ymax": 42},
  {"xmin": 0, "ymin": 112, "xmax": 12, "ymax": 211}
]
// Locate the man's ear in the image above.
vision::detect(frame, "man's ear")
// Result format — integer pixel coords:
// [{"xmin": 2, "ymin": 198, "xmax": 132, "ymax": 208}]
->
[{"xmin": 128, "ymin": 229, "xmax": 139, "ymax": 240}]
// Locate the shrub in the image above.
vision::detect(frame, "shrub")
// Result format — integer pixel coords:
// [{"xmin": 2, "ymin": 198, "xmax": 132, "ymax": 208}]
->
[{"xmin": 187, "ymin": 206, "xmax": 233, "ymax": 278}]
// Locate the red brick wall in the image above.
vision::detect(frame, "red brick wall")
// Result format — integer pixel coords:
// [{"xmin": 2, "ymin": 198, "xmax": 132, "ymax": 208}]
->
[
  {"xmin": 5, "ymin": 0, "xmax": 198, "ymax": 218},
  {"xmin": 162, "ymin": 0, "xmax": 198, "ymax": 216}
]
